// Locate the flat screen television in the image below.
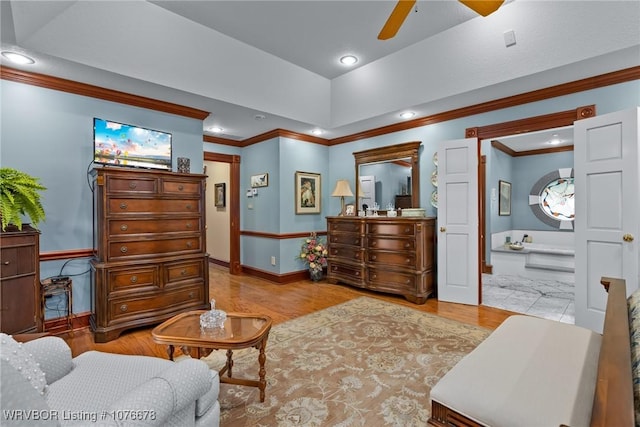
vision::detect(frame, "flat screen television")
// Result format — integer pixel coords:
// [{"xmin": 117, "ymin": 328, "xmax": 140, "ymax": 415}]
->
[{"xmin": 93, "ymin": 118, "xmax": 172, "ymax": 171}]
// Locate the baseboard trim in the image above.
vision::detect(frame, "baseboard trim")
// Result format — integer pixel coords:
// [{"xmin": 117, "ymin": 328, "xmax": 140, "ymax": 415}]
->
[
  {"xmin": 240, "ymin": 265, "xmax": 309, "ymax": 284},
  {"xmin": 44, "ymin": 312, "xmax": 91, "ymax": 335}
]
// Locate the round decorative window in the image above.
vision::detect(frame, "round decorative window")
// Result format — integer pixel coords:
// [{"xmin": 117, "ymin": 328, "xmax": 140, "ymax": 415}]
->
[{"xmin": 529, "ymin": 168, "xmax": 575, "ymax": 230}]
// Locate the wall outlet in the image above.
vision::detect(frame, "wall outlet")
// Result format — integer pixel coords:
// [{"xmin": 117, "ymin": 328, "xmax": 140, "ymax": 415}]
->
[{"xmin": 270, "ymin": 256, "xmax": 276, "ymax": 266}]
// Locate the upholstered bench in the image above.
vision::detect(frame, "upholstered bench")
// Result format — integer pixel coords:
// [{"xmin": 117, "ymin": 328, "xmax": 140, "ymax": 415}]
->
[{"xmin": 429, "ymin": 277, "xmax": 635, "ymax": 427}]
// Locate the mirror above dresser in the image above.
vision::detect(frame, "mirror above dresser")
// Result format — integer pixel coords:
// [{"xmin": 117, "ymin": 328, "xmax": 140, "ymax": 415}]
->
[{"xmin": 354, "ymin": 141, "xmax": 421, "ymax": 211}]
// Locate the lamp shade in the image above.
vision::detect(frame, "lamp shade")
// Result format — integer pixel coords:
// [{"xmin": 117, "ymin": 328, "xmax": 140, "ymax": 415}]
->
[{"xmin": 331, "ymin": 180, "xmax": 353, "ymax": 197}]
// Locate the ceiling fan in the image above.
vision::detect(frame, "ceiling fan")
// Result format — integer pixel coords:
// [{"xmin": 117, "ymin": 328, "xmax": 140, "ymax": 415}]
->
[{"xmin": 378, "ymin": 0, "xmax": 505, "ymax": 40}]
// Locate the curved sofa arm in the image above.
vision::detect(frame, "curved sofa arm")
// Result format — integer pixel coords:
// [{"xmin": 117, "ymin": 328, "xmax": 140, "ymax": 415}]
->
[
  {"xmin": 23, "ymin": 336, "xmax": 73, "ymax": 384},
  {"xmin": 104, "ymin": 358, "xmax": 214, "ymax": 426}
]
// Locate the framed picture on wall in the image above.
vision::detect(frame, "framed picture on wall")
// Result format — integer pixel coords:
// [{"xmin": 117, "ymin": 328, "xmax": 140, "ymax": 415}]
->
[
  {"xmin": 295, "ymin": 171, "xmax": 321, "ymax": 214},
  {"xmin": 499, "ymin": 180, "xmax": 511, "ymax": 216},
  {"xmin": 251, "ymin": 173, "xmax": 269, "ymax": 188},
  {"xmin": 214, "ymin": 183, "xmax": 226, "ymax": 207}
]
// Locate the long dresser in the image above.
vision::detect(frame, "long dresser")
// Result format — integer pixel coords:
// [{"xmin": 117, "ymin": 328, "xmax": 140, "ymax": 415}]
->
[
  {"xmin": 90, "ymin": 167, "xmax": 209, "ymax": 343},
  {"xmin": 326, "ymin": 216, "xmax": 436, "ymax": 304}
]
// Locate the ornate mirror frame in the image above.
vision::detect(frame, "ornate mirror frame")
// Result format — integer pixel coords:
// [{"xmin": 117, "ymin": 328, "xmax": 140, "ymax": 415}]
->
[
  {"xmin": 353, "ymin": 141, "xmax": 421, "ymax": 208},
  {"xmin": 466, "ymin": 104, "xmax": 596, "ymax": 274}
]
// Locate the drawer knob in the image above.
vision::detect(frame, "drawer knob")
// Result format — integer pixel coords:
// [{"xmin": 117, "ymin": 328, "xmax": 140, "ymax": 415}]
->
[
  {"xmin": 186, "ymin": 222, "xmax": 192, "ymax": 229},
  {"xmin": 120, "ymin": 304, "xmax": 128, "ymax": 312},
  {"xmin": 405, "ymin": 243, "xmax": 410, "ymax": 248},
  {"xmin": 332, "ymin": 266, "xmax": 338, "ymax": 271},
  {"xmin": 405, "ymin": 258, "xmax": 411, "ymax": 264},
  {"xmin": 3, "ymin": 261, "xmax": 9, "ymax": 265},
  {"xmin": 178, "ymin": 184, "xmax": 184, "ymax": 191},
  {"xmin": 405, "ymin": 227, "xmax": 411, "ymax": 233},
  {"xmin": 120, "ymin": 246, "xmax": 128, "ymax": 253},
  {"xmin": 181, "ymin": 269, "xmax": 187, "ymax": 276},
  {"xmin": 406, "ymin": 279, "xmax": 411, "ymax": 284},
  {"xmin": 130, "ymin": 275, "xmax": 137, "ymax": 283},
  {"xmin": 120, "ymin": 203, "xmax": 127, "ymax": 210},
  {"xmin": 355, "ymin": 272, "xmax": 360, "ymax": 276},
  {"xmin": 128, "ymin": 182, "xmax": 137, "ymax": 189},
  {"xmin": 120, "ymin": 224, "xmax": 128, "ymax": 231},
  {"xmin": 354, "ymin": 239, "xmax": 359, "ymax": 244},
  {"xmin": 189, "ymin": 292, "xmax": 195, "ymax": 299},
  {"xmin": 371, "ymin": 255, "xmax": 377, "ymax": 260},
  {"xmin": 186, "ymin": 241, "xmax": 193, "ymax": 249},
  {"xmin": 371, "ymin": 274, "xmax": 376, "ymax": 279},
  {"xmin": 371, "ymin": 241, "xmax": 377, "ymax": 246},
  {"xmin": 186, "ymin": 204, "xmax": 193, "ymax": 210}
]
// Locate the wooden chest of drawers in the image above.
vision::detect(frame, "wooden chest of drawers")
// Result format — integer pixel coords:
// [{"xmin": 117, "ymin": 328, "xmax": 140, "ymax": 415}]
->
[
  {"xmin": 90, "ymin": 168, "xmax": 209, "ymax": 342},
  {"xmin": 0, "ymin": 225, "xmax": 41, "ymax": 334},
  {"xmin": 327, "ymin": 216, "xmax": 435, "ymax": 304}
]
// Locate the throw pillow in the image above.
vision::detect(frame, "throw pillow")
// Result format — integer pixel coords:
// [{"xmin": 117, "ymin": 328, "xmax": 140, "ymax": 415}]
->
[
  {"xmin": 627, "ymin": 289, "xmax": 640, "ymax": 426},
  {"xmin": 0, "ymin": 333, "xmax": 47, "ymax": 395}
]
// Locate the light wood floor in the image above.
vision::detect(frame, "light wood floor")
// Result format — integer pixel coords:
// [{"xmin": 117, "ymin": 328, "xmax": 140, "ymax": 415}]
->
[{"xmin": 59, "ymin": 265, "xmax": 516, "ymax": 358}]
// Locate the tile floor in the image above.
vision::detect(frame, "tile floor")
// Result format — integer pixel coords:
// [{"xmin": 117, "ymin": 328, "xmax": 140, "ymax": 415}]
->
[{"xmin": 482, "ymin": 273, "xmax": 575, "ymax": 324}]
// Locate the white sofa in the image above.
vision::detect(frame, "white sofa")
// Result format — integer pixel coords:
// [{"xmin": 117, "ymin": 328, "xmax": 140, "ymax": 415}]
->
[{"xmin": 0, "ymin": 334, "xmax": 220, "ymax": 426}]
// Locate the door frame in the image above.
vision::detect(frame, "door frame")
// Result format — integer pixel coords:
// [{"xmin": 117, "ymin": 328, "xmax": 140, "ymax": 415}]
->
[
  {"xmin": 465, "ymin": 105, "xmax": 596, "ymax": 276},
  {"xmin": 203, "ymin": 151, "xmax": 242, "ymax": 274}
]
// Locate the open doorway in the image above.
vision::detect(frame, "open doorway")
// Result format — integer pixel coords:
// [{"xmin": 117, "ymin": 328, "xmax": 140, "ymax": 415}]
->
[{"xmin": 468, "ymin": 105, "xmax": 596, "ymax": 322}]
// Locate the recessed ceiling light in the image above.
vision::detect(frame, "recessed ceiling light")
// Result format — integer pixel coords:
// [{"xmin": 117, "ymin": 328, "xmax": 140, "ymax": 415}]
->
[
  {"xmin": 1, "ymin": 51, "xmax": 35, "ymax": 65},
  {"xmin": 311, "ymin": 129, "xmax": 323, "ymax": 135},
  {"xmin": 400, "ymin": 111, "xmax": 415, "ymax": 119},
  {"xmin": 548, "ymin": 133, "xmax": 561, "ymax": 145},
  {"xmin": 339, "ymin": 55, "xmax": 358, "ymax": 66},
  {"xmin": 210, "ymin": 127, "xmax": 223, "ymax": 133}
]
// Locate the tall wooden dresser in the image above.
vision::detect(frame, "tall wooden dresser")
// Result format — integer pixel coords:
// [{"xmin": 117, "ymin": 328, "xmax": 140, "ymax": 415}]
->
[
  {"xmin": 0, "ymin": 225, "xmax": 41, "ymax": 334},
  {"xmin": 91, "ymin": 168, "xmax": 209, "ymax": 342},
  {"xmin": 326, "ymin": 216, "xmax": 435, "ymax": 304}
]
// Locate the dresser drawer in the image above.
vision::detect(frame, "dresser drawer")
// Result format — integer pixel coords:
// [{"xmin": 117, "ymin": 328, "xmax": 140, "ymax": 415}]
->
[
  {"xmin": 329, "ymin": 233, "xmax": 362, "ymax": 247},
  {"xmin": 367, "ymin": 268, "xmax": 418, "ymax": 294},
  {"xmin": 108, "ymin": 236, "xmax": 202, "ymax": 260},
  {"xmin": 0, "ymin": 245, "xmax": 37, "ymax": 278},
  {"xmin": 328, "ymin": 261, "xmax": 365, "ymax": 284},
  {"xmin": 108, "ymin": 285, "xmax": 204, "ymax": 322},
  {"xmin": 165, "ymin": 259, "xmax": 205, "ymax": 285},
  {"xmin": 108, "ymin": 266, "xmax": 160, "ymax": 294},
  {"xmin": 108, "ymin": 198, "xmax": 201, "ymax": 215},
  {"xmin": 107, "ymin": 176, "xmax": 157, "ymax": 194},
  {"xmin": 162, "ymin": 179, "xmax": 202, "ymax": 196},
  {"xmin": 329, "ymin": 220, "xmax": 362, "ymax": 233},
  {"xmin": 329, "ymin": 245, "xmax": 363, "ymax": 262},
  {"xmin": 367, "ymin": 237, "xmax": 415, "ymax": 251},
  {"xmin": 367, "ymin": 222, "xmax": 415, "ymax": 236},
  {"xmin": 367, "ymin": 250, "xmax": 416, "ymax": 268},
  {"xmin": 109, "ymin": 218, "xmax": 201, "ymax": 235}
]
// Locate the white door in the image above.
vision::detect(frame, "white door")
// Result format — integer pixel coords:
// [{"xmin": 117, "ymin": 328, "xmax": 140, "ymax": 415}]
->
[
  {"xmin": 437, "ymin": 138, "xmax": 479, "ymax": 305},
  {"xmin": 574, "ymin": 107, "xmax": 639, "ymax": 332},
  {"xmin": 359, "ymin": 175, "xmax": 375, "ymax": 211}
]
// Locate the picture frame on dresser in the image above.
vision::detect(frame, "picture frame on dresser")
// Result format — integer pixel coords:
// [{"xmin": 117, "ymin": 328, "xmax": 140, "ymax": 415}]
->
[
  {"xmin": 345, "ymin": 204, "xmax": 355, "ymax": 216},
  {"xmin": 295, "ymin": 171, "xmax": 321, "ymax": 214}
]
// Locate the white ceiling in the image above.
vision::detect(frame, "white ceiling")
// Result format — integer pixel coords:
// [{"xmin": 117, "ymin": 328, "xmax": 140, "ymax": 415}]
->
[{"xmin": 1, "ymin": 1, "xmax": 639, "ymax": 145}]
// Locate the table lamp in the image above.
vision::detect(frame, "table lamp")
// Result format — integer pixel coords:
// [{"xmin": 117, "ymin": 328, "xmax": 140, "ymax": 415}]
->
[{"xmin": 331, "ymin": 180, "xmax": 354, "ymax": 216}]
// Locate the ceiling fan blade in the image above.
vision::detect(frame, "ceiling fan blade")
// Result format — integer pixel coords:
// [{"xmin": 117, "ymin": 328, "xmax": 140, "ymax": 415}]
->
[
  {"xmin": 378, "ymin": 0, "xmax": 417, "ymax": 40},
  {"xmin": 458, "ymin": 0, "xmax": 505, "ymax": 17}
]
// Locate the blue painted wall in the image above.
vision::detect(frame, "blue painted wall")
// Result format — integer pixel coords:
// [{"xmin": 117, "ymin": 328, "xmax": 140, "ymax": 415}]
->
[
  {"xmin": 2, "ymin": 75, "xmax": 638, "ymax": 320},
  {"xmin": 1, "ymin": 80, "xmax": 205, "ymax": 319}
]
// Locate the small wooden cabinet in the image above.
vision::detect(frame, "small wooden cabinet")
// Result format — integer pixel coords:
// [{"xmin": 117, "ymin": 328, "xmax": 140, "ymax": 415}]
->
[
  {"xmin": 90, "ymin": 168, "xmax": 209, "ymax": 343},
  {"xmin": 0, "ymin": 225, "xmax": 41, "ymax": 334},
  {"xmin": 326, "ymin": 216, "xmax": 436, "ymax": 304}
]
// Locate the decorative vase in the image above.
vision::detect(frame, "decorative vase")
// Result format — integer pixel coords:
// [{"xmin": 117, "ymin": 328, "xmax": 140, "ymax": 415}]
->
[{"xmin": 309, "ymin": 268, "xmax": 323, "ymax": 282}]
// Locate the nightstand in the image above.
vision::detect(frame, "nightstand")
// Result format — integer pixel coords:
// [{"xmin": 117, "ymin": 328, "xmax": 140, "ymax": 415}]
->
[{"xmin": 41, "ymin": 277, "xmax": 73, "ymax": 332}]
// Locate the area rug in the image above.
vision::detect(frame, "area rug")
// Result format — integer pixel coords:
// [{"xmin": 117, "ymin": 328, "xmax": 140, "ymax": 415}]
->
[{"xmin": 202, "ymin": 297, "xmax": 491, "ymax": 426}]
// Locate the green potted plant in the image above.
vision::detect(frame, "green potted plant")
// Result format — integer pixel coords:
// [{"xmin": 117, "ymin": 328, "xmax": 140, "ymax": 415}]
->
[{"xmin": 0, "ymin": 167, "xmax": 46, "ymax": 231}]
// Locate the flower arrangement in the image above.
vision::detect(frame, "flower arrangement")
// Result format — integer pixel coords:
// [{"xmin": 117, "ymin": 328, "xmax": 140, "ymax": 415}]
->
[{"xmin": 298, "ymin": 232, "xmax": 328, "ymax": 273}]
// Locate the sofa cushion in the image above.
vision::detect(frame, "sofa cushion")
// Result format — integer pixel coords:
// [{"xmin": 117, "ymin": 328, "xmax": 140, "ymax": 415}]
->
[
  {"xmin": 195, "ymin": 369, "xmax": 219, "ymax": 417},
  {"xmin": 24, "ymin": 336, "xmax": 73, "ymax": 385},
  {"xmin": 0, "ymin": 359, "xmax": 59, "ymax": 426},
  {"xmin": 430, "ymin": 315, "xmax": 602, "ymax": 427},
  {"xmin": 0, "ymin": 333, "xmax": 47, "ymax": 395},
  {"xmin": 627, "ymin": 288, "xmax": 640, "ymax": 425}
]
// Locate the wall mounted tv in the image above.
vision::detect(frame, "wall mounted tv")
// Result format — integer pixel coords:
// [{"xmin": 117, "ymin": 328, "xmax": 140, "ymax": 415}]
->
[{"xmin": 93, "ymin": 118, "xmax": 172, "ymax": 171}]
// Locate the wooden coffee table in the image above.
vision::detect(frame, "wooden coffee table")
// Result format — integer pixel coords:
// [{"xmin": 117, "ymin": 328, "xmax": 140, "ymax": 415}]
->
[{"xmin": 151, "ymin": 311, "xmax": 272, "ymax": 402}]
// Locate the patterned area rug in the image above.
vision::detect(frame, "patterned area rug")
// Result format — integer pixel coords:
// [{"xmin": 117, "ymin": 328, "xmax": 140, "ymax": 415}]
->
[{"xmin": 202, "ymin": 297, "xmax": 490, "ymax": 426}]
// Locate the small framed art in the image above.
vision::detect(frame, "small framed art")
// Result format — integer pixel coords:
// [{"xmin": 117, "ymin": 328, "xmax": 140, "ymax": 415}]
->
[
  {"xmin": 345, "ymin": 204, "xmax": 355, "ymax": 216},
  {"xmin": 499, "ymin": 180, "xmax": 511, "ymax": 216},
  {"xmin": 214, "ymin": 183, "xmax": 226, "ymax": 207},
  {"xmin": 295, "ymin": 171, "xmax": 321, "ymax": 214},
  {"xmin": 251, "ymin": 173, "xmax": 269, "ymax": 188}
]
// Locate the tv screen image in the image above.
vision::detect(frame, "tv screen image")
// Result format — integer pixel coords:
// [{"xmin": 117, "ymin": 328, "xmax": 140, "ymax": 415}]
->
[{"xmin": 93, "ymin": 118, "xmax": 172, "ymax": 170}]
